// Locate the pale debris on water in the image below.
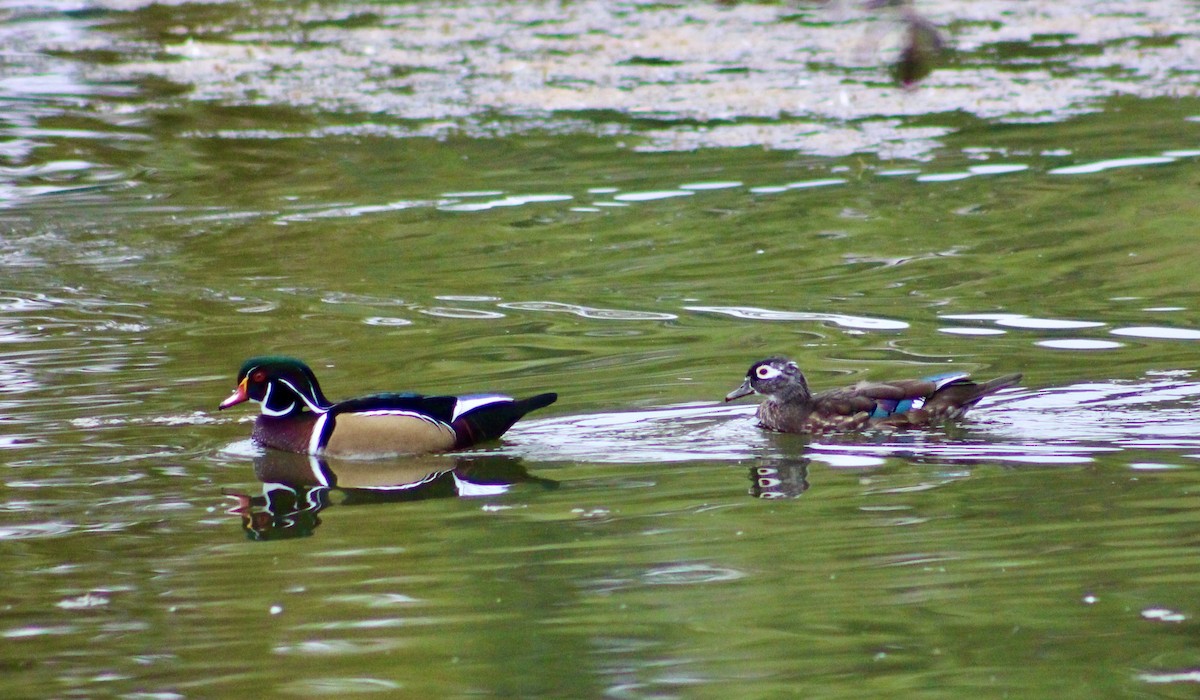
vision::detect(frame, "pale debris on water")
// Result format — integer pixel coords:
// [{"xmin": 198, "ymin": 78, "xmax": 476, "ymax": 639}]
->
[{"xmin": 41, "ymin": 0, "xmax": 1200, "ymax": 157}]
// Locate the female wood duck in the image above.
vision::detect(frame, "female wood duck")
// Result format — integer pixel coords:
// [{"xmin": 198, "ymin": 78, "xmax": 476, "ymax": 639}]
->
[
  {"xmin": 725, "ymin": 356, "xmax": 1020, "ymax": 433},
  {"xmin": 219, "ymin": 356, "xmax": 557, "ymax": 458}
]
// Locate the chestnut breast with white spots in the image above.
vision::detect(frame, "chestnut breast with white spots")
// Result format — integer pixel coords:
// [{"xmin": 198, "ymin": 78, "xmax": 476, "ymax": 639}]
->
[{"xmin": 254, "ymin": 414, "xmax": 320, "ymax": 454}]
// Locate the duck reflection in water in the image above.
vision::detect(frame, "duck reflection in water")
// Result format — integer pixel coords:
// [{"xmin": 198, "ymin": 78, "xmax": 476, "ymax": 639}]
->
[
  {"xmin": 225, "ymin": 451, "xmax": 557, "ymax": 541},
  {"xmin": 749, "ymin": 459, "xmax": 810, "ymax": 499}
]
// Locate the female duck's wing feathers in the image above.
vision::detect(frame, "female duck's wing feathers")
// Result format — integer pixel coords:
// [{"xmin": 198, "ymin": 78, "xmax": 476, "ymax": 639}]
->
[
  {"xmin": 810, "ymin": 372, "xmax": 1020, "ymax": 422},
  {"xmin": 810, "ymin": 375, "xmax": 963, "ymax": 418},
  {"xmin": 921, "ymin": 373, "xmax": 1022, "ymax": 412}
]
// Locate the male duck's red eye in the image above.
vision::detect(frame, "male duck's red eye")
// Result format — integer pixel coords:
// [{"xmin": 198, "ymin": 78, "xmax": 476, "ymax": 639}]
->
[{"xmin": 251, "ymin": 370, "xmax": 267, "ymax": 383}]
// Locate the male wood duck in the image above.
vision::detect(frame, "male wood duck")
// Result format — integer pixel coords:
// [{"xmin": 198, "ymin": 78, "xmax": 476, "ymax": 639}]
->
[
  {"xmin": 725, "ymin": 356, "xmax": 1021, "ymax": 433},
  {"xmin": 219, "ymin": 356, "xmax": 557, "ymax": 458}
]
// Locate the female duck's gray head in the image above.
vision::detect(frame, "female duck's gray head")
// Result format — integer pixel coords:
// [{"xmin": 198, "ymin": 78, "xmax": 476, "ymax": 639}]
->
[{"xmin": 726, "ymin": 357, "xmax": 811, "ymax": 401}]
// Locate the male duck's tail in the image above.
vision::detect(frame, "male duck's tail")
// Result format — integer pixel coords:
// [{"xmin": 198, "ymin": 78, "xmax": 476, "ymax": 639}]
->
[{"xmin": 451, "ymin": 393, "xmax": 558, "ymax": 448}]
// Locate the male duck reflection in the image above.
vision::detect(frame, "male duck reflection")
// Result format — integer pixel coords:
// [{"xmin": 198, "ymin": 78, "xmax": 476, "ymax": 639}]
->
[
  {"xmin": 226, "ymin": 453, "xmax": 558, "ymax": 541},
  {"xmin": 219, "ymin": 356, "xmax": 557, "ymax": 458},
  {"xmin": 726, "ymin": 356, "xmax": 1020, "ymax": 433}
]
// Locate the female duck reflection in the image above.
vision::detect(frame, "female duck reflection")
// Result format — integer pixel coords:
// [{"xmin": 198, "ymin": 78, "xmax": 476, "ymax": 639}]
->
[
  {"xmin": 748, "ymin": 459, "xmax": 810, "ymax": 499},
  {"xmin": 225, "ymin": 452, "xmax": 557, "ymax": 541}
]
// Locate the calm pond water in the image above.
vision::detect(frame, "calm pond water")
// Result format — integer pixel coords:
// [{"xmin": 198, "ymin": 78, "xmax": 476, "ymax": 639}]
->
[{"xmin": 4, "ymin": 1, "xmax": 1200, "ymax": 698}]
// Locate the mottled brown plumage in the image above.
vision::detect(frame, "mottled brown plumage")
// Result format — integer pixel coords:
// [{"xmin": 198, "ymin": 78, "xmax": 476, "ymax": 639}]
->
[{"xmin": 726, "ymin": 357, "xmax": 1020, "ymax": 434}]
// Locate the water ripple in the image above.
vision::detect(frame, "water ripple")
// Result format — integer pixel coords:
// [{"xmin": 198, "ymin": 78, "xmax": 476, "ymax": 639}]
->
[
  {"xmin": 1048, "ymin": 155, "xmax": 1176, "ymax": 175},
  {"xmin": 418, "ymin": 307, "xmax": 506, "ymax": 320},
  {"xmin": 499, "ymin": 376, "xmax": 1200, "ymax": 466},
  {"xmin": 940, "ymin": 313, "xmax": 1105, "ymax": 330},
  {"xmin": 809, "ymin": 441, "xmax": 1106, "ymax": 466},
  {"xmin": 611, "ymin": 190, "xmax": 694, "ymax": 202},
  {"xmin": 1111, "ymin": 326, "xmax": 1200, "ymax": 340},
  {"xmin": 642, "ymin": 563, "xmax": 745, "ymax": 585},
  {"xmin": 499, "ymin": 301, "xmax": 677, "ymax": 321},
  {"xmin": 939, "ymin": 327, "xmax": 1007, "ymax": 336},
  {"xmin": 278, "ymin": 199, "xmax": 437, "ymax": 222},
  {"xmin": 500, "ymin": 403, "xmax": 760, "ymax": 463},
  {"xmin": 435, "ymin": 295, "xmax": 500, "ymax": 302},
  {"xmin": 442, "ymin": 190, "xmax": 504, "ymax": 198},
  {"xmin": 916, "ymin": 172, "xmax": 974, "ymax": 183},
  {"xmin": 749, "ymin": 178, "xmax": 846, "ymax": 194},
  {"xmin": 438, "ymin": 193, "xmax": 573, "ymax": 212},
  {"xmin": 679, "ymin": 181, "xmax": 742, "ymax": 190},
  {"xmin": 995, "ymin": 317, "xmax": 1105, "ymax": 330},
  {"xmin": 280, "ymin": 677, "xmax": 401, "ymax": 694},
  {"xmin": 985, "ymin": 379, "xmax": 1200, "ymax": 448},
  {"xmin": 586, "ymin": 562, "xmax": 746, "ymax": 594},
  {"xmin": 0, "ymin": 521, "xmax": 75, "ymax": 540},
  {"xmin": 968, "ymin": 163, "xmax": 1029, "ymax": 175},
  {"xmin": 1037, "ymin": 339, "xmax": 1123, "ymax": 350},
  {"xmin": 1139, "ymin": 671, "xmax": 1200, "ymax": 684},
  {"xmin": 686, "ymin": 306, "xmax": 908, "ymax": 330},
  {"xmin": 274, "ymin": 639, "xmax": 407, "ymax": 655},
  {"xmin": 362, "ymin": 317, "xmax": 413, "ymax": 327},
  {"xmin": 1141, "ymin": 607, "xmax": 1187, "ymax": 623},
  {"xmin": 321, "ymin": 292, "xmax": 406, "ymax": 306}
]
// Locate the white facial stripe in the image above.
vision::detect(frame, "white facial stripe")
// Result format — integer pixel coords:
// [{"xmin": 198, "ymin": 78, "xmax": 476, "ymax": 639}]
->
[
  {"xmin": 279, "ymin": 377, "xmax": 327, "ymax": 413},
  {"xmin": 755, "ymin": 365, "xmax": 783, "ymax": 380}
]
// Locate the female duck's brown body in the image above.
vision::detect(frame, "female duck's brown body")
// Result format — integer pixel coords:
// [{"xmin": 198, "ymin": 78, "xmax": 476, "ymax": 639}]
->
[{"xmin": 727, "ymin": 357, "xmax": 1020, "ymax": 434}]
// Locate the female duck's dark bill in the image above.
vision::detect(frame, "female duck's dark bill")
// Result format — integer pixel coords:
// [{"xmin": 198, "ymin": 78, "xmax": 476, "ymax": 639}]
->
[
  {"xmin": 726, "ymin": 379, "xmax": 754, "ymax": 402},
  {"xmin": 219, "ymin": 378, "xmax": 249, "ymax": 410}
]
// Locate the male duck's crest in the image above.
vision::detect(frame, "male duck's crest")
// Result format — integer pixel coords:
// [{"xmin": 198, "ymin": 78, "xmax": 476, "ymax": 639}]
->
[
  {"xmin": 726, "ymin": 356, "xmax": 1020, "ymax": 434},
  {"xmin": 220, "ymin": 356, "xmax": 557, "ymax": 458}
]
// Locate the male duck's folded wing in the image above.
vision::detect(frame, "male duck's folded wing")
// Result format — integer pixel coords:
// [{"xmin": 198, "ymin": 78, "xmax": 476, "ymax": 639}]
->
[{"xmin": 334, "ymin": 393, "xmax": 461, "ymax": 424}]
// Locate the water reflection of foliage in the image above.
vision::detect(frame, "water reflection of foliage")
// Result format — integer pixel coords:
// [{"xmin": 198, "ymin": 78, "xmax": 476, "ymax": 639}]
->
[{"xmin": 224, "ymin": 453, "xmax": 556, "ymax": 541}]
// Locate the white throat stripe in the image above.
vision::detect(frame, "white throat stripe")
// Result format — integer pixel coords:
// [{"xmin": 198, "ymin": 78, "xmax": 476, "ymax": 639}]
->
[{"xmin": 258, "ymin": 383, "xmax": 296, "ymax": 417}]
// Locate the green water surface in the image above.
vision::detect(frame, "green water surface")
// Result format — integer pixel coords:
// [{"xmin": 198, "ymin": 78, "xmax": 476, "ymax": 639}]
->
[{"xmin": 3, "ymin": 2, "xmax": 1200, "ymax": 698}]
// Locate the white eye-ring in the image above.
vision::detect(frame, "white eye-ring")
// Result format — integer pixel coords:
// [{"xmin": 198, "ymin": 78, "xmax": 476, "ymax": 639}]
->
[{"xmin": 755, "ymin": 365, "xmax": 782, "ymax": 380}]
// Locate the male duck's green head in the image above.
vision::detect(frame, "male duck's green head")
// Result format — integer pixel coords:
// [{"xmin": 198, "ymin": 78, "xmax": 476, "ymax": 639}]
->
[{"xmin": 219, "ymin": 356, "xmax": 332, "ymax": 416}]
